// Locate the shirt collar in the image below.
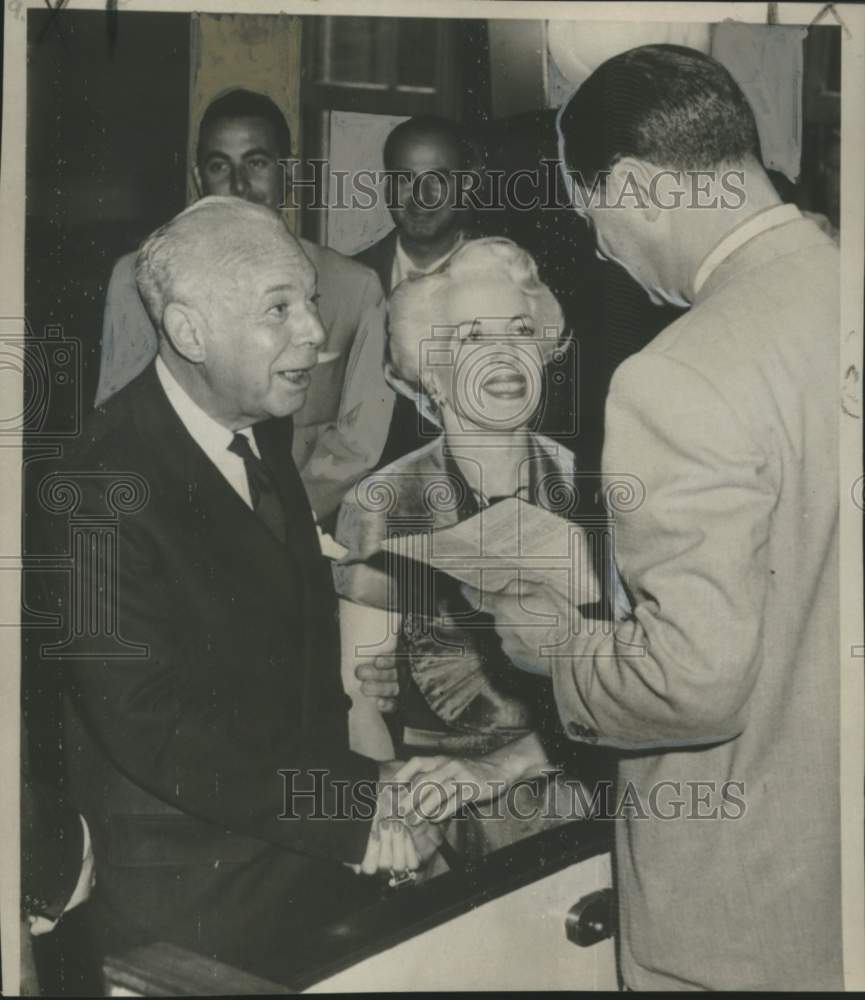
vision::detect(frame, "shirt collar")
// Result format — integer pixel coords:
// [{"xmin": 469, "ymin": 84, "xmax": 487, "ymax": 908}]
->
[
  {"xmin": 692, "ymin": 203, "xmax": 801, "ymax": 299},
  {"xmin": 392, "ymin": 233, "xmax": 464, "ymax": 288},
  {"xmin": 155, "ymin": 355, "xmax": 258, "ymax": 462}
]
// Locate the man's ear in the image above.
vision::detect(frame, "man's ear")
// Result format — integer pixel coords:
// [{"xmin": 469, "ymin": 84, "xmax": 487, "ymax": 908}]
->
[
  {"xmin": 608, "ymin": 158, "xmax": 661, "ymax": 223},
  {"xmin": 192, "ymin": 163, "xmax": 204, "ymax": 200},
  {"xmin": 163, "ymin": 302, "xmax": 208, "ymax": 363}
]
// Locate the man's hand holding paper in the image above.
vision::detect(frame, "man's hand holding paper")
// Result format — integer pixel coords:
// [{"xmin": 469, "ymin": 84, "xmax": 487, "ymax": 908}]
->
[
  {"xmin": 460, "ymin": 572, "xmax": 585, "ymax": 676},
  {"xmin": 381, "ymin": 497, "xmax": 601, "ymax": 675}
]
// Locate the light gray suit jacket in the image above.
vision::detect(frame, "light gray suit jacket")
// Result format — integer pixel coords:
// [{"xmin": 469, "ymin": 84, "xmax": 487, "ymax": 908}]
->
[{"xmin": 552, "ymin": 216, "xmax": 842, "ymax": 990}]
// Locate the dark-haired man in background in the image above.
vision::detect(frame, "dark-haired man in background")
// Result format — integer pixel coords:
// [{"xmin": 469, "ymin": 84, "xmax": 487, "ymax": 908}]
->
[
  {"xmin": 471, "ymin": 44, "xmax": 842, "ymax": 990},
  {"xmin": 96, "ymin": 89, "xmax": 394, "ymax": 524},
  {"xmin": 356, "ymin": 115, "xmax": 481, "ymax": 466}
]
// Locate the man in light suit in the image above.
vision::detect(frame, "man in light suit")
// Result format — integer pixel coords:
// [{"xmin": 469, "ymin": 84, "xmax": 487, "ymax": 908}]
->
[
  {"xmin": 96, "ymin": 89, "xmax": 394, "ymax": 525},
  {"xmin": 457, "ymin": 45, "xmax": 841, "ymax": 990},
  {"xmin": 30, "ymin": 197, "xmax": 437, "ymax": 983}
]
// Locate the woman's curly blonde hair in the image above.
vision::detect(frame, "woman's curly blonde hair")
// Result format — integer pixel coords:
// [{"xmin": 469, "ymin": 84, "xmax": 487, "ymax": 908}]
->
[{"xmin": 387, "ymin": 237, "xmax": 566, "ymax": 394}]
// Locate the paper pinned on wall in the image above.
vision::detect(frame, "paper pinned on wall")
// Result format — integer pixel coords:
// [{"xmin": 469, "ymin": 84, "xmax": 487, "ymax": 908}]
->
[
  {"xmin": 546, "ymin": 21, "xmax": 712, "ymax": 102},
  {"xmin": 325, "ymin": 110, "xmax": 408, "ymax": 256},
  {"xmin": 711, "ymin": 23, "xmax": 808, "ymax": 182}
]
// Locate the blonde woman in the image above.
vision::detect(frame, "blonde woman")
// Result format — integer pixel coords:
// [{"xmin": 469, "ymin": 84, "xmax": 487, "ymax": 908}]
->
[{"xmin": 335, "ymin": 238, "xmax": 588, "ymax": 855}]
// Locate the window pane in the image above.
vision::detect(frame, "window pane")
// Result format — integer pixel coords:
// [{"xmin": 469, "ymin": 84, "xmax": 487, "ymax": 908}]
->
[
  {"xmin": 319, "ymin": 17, "xmax": 390, "ymax": 86},
  {"xmin": 396, "ymin": 19, "xmax": 437, "ymax": 89}
]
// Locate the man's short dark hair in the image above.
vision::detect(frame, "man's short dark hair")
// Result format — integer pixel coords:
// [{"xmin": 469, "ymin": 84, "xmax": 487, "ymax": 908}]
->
[
  {"xmin": 383, "ymin": 115, "xmax": 480, "ymax": 171},
  {"xmin": 197, "ymin": 88, "xmax": 292, "ymax": 164},
  {"xmin": 558, "ymin": 45, "xmax": 762, "ymax": 192}
]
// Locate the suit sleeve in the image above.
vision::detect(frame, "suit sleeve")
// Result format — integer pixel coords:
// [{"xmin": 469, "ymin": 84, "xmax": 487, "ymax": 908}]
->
[
  {"xmin": 22, "ymin": 784, "xmax": 85, "ymax": 921},
  {"xmin": 552, "ymin": 352, "xmax": 777, "ymax": 750},
  {"xmin": 296, "ymin": 272, "xmax": 394, "ymax": 520},
  {"xmin": 21, "ymin": 737, "xmax": 84, "ymax": 920},
  {"xmin": 60, "ymin": 495, "xmax": 378, "ymax": 866}
]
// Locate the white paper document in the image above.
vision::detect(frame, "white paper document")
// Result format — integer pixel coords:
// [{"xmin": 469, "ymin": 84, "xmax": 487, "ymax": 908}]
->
[{"xmin": 381, "ymin": 497, "xmax": 602, "ymax": 604}]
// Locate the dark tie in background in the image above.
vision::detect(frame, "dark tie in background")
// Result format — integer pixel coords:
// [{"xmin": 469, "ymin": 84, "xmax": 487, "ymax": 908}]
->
[{"xmin": 228, "ymin": 433, "xmax": 287, "ymax": 543}]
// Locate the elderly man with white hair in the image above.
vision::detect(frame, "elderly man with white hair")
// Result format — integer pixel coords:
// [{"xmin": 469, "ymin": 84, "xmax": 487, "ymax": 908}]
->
[
  {"xmin": 33, "ymin": 196, "xmax": 439, "ymax": 983},
  {"xmin": 96, "ymin": 88, "xmax": 392, "ymax": 527}
]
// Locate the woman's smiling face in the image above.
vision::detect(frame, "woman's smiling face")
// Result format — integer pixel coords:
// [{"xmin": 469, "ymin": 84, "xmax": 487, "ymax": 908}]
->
[{"xmin": 427, "ymin": 274, "xmax": 546, "ymax": 433}]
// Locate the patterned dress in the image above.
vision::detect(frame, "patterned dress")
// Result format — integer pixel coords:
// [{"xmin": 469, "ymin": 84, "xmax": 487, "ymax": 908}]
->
[{"xmin": 334, "ymin": 433, "xmax": 596, "ymax": 856}]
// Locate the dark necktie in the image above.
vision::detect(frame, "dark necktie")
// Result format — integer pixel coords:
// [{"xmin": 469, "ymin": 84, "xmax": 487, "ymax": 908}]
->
[{"xmin": 228, "ymin": 433, "xmax": 286, "ymax": 543}]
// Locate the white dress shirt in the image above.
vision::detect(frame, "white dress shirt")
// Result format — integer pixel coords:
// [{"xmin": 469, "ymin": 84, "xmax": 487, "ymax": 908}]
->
[
  {"xmin": 155, "ymin": 357, "xmax": 350, "ymax": 559},
  {"xmin": 692, "ymin": 202, "xmax": 801, "ymax": 297},
  {"xmin": 155, "ymin": 355, "xmax": 258, "ymax": 508},
  {"xmin": 390, "ymin": 233, "xmax": 464, "ymax": 290}
]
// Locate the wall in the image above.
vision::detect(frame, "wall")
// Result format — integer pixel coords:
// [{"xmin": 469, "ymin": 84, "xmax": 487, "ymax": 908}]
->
[
  {"xmin": 25, "ymin": 8, "xmax": 190, "ymax": 413},
  {"xmin": 325, "ymin": 110, "xmax": 407, "ymax": 255},
  {"xmin": 187, "ymin": 13, "xmax": 303, "ymax": 233},
  {"xmin": 487, "ymin": 19, "xmax": 547, "ymax": 117}
]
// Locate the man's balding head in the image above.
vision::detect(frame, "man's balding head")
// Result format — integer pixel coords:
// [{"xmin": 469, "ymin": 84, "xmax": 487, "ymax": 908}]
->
[
  {"xmin": 383, "ymin": 116, "xmax": 478, "ymax": 174},
  {"xmin": 135, "ymin": 196, "xmax": 324, "ymax": 430},
  {"xmin": 382, "ymin": 116, "xmax": 478, "ymax": 251},
  {"xmin": 135, "ymin": 196, "xmax": 308, "ymax": 330}
]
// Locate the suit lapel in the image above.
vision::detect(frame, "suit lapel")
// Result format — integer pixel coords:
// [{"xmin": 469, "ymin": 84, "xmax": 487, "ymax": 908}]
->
[
  {"xmin": 125, "ymin": 365, "xmax": 342, "ymax": 732},
  {"xmin": 379, "ymin": 231, "xmax": 398, "ymax": 295},
  {"xmin": 129, "ymin": 366, "xmax": 303, "ymax": 589},
  {"xmin": 360, "ymin": 230, "xmax": 398, "ymax": 295}
]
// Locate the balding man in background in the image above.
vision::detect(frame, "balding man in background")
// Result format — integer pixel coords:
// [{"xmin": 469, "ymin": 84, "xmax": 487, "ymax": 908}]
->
[
  {"xmin": 96, "ymin": 89, "xmax": 394, "ymax": 526},
  {"xmin": 356, "ymin": 115, "xmax": 481, "ymax": 466},
  {"xmin": 31, "ymin": 197, "xmax": 437, "ymax": 982}
]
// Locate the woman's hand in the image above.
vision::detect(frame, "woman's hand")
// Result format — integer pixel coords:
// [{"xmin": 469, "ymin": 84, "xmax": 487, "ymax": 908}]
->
[
  {"xmin": 395, "ymin": 733, "xmax": 553, "ymax": 825},
  {"xmin": 395, "ymin": 755, "xmax": 513, "ymax": 824},
  {"xmin": 354, "ymin": 655, "xmax": 400, "ymax": 713},
  {"xmin": 354, "ymin": 760, "xmax": 443, "ymax": 876},
  {"xmin": 359, "ymin": 814, "xmax": 420, "ymax": 876}
]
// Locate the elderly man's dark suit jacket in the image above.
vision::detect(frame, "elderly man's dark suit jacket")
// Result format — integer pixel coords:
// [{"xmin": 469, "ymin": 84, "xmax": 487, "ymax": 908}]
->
[
  {"xmin": 22, "ymin": 733, "xmax": 85, "ymax": 923},
  {"xmin": 30, "ymin": 364, "xmax": 378, "ymax": 979}
]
